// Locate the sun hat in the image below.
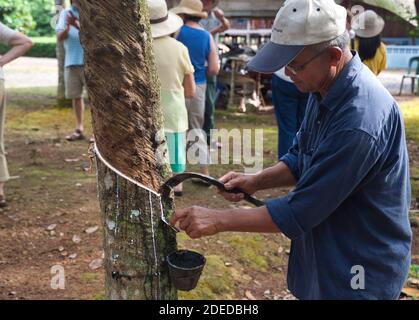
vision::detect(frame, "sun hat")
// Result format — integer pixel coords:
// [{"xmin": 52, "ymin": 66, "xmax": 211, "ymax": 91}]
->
[
  {"xmin": 148, "ymin": 0, "xmax": 183, "ymax": 38},
  {"xmin": 170, "ymin": 0, "xmax": 208, "ymax": 19},
  {"xmin": 247, "ymin": 0, "xmax": 347, "ymax": 74},
  {"xmin": 201, "ymin": 0, "xmax": 220, "ymax": 10},
  {"xmin": 351, "ymin": 10, "xmax": 385, "ymax": 38}
]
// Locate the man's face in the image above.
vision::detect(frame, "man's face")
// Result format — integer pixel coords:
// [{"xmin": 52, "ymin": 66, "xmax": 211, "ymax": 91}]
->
[
  {"xmin": 71, "ymin": 0, "xmax": 80, "ymax": 9},
  {"xmin": 284, "ymin": 47, "xmax": 333, "ymax": 93},
  {"xmin": 201, "ymin": 0, "xmax": 214, "ymax": 12}
]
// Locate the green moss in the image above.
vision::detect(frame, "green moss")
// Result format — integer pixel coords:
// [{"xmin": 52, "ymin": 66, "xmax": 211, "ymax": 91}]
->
[
  {"xmin": 179, "ymin": 255, "xmax": 235, "ymax": 300},
  {"xmin": 80, "ymin": 272, "xmax": 100, "ymax": 282},
  {"xmin": 224, "ymin": 234, "xmax": 268, "ymax": 272},
  {"xmin": 410, "ymin": 264, "xmax": 419, "ymax": 279},
  {"xmin": 92, "ymin": 291, "xmax": 106, "ymax": 300},
  {"xmin": 411, "ymin": 167, "xmax": 419, "ymax": 200},
  {"xmin": 400, "ymin": 98, "xmax": 419, "ymax": 143}
]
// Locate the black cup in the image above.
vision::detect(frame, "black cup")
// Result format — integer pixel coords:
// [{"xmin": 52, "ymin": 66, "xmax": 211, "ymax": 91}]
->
[{"xmin": 167, "ymin": 250, "xmax": 206, "ymax": 291}]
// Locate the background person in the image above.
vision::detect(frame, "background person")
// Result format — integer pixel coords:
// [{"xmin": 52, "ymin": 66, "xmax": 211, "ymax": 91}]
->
[
  {"xmin": 200, "ymin": 0, "xmax": 230, "ymax": 148},
  {"xmin": 0, "ymin": 22, "xmax": 33, "ymax": 207},
  {"xmin": 271, "ymin": 68, "xmax": 309, "ymax": 159},
  {"xmin": 149, "ymin": 0, "xmax": 196, "ymax": 196},
  {"xmin": 351, "ymin": 10, "xmax": 387, "ymax": 75},
  {"xmin": 56, "ymin": 0, "xmax": 88, "ymax": 141},
  {"xmin": 171, "ymin": 0, "xmax": 220, "ymax": 180}
]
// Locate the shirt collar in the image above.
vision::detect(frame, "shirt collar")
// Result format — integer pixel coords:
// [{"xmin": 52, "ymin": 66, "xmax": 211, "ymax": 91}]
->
[
  {"xmin": 71, "ymin": 5, "xmax": 79, "ymax": 14},
  {"xmin": 316, "ymin": 51, "xmax": 362, "ymax": 111}
]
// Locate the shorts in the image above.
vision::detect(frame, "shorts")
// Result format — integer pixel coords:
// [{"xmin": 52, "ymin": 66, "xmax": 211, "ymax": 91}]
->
[{"xmin": 65, "ymin": 66, "xmax": 86, "ymax": 99}]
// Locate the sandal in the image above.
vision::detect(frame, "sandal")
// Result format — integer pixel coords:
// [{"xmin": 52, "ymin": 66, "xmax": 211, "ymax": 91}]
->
[
  {"xmin": 66, "ymin": 129, "xmax": 85, "ymax": 142},
  {"xmin": 0, "ymin": 195, "xmax": 7, "ymax": 208}
]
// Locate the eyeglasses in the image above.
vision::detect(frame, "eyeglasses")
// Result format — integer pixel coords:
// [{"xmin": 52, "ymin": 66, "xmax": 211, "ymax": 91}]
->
[{"xmin": 286, "ymin": 48, "xmax": 329, "ymax": 75}]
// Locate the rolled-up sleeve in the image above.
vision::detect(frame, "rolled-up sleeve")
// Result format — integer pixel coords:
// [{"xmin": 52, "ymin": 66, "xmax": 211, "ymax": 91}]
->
[
  {"xmin": 55, "ymin": 10, "xmax": 67, "ymax": 33},
  {"xmin": 279, "ymin": 135, "xmax": 300, "ymax": 181},
  {"xmin": 267, "ymin": 130, "xmax": 380, "ymax": 240}
]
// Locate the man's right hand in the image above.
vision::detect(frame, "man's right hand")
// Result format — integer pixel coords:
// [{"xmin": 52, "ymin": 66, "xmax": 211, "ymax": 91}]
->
[{"xmin": 217, "ymin": 171, "xmax": 258, "ymax": 202}]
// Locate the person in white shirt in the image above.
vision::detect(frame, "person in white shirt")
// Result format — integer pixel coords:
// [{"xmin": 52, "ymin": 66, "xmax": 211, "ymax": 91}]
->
[{"xmin": 0, "ymin": 22, "xmax": 33, "ymax": 207}]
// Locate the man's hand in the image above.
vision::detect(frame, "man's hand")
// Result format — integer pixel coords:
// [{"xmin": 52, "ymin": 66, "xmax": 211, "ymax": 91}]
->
[
  {"xmin": 213, "ymin": 8, "xmax": 225, "ymax": 21},
  {"xmin": 66, "ymin": 12, "xmax": 80, "ymax": 30},
  {"xmin": 209, "ymin": 7, "xmax": 230, "ymax": 35},
  {"xmin": 217, "ymin": 171, "xmax": 258, "ymax": 202},
  {"xmin": 170, "ymin": 206, "xmax": 221, "ymax": 239}
]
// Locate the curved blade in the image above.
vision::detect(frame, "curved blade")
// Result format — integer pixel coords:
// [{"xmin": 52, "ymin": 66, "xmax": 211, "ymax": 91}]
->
[{"xmin": 160, "ymin": 172, "xmax": 265, "ymax": 207}]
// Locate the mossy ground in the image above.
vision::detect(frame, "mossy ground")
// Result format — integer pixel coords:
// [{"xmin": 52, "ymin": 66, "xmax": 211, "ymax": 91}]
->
[{"xmin": 0, "ymin": 87, "xmax": 418, "ymax": 299}]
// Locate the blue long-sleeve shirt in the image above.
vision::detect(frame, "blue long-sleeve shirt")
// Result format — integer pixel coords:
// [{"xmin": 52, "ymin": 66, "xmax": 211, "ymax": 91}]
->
[{"xmin": 266, "ymin": 52, "xmax": 412, "ymax": 300}]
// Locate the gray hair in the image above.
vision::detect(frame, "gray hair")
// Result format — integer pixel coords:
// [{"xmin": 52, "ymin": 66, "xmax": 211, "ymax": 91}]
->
[{"xmin": 308, "ymin": 31, "xmax": 351, "ymax": 53}]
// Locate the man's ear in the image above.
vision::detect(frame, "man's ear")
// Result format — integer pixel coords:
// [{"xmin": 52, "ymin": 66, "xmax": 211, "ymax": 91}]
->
[{"xmin": 329, "ymin": 47, "xmax": 343, "ymax": 67}]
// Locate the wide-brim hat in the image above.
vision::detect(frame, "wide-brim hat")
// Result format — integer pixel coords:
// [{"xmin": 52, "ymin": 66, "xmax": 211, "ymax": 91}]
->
[
  {"xmin": 352, "ymin": 10, "xmax": 385, "ymax": 38},
  {"xmin": 247, "ymin": 0, "xmax": 347, "ymax": 74},
  {"xmin": 171, "ymin": 0, "xmax": 208, "ymax": 19},
  {"xmin": 201, "ymin": 0, "xmax": 220, "ymax": 10},
  {"xmin": 148, "ymin": 0, "xmax": 183, "ymax": 38}
]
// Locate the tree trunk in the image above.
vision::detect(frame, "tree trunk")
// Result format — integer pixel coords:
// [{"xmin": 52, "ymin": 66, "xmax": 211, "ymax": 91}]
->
[
  {"xmin": 55, "ymin": 0, "xmax": 72, "ymax": 108},
  {"xmin": 78, "ymin": 0, "xmax": 177, "ymax": 300},
  {"xmin": 56, "ymin": 39, "xmax": 72, "ymax": 108}
]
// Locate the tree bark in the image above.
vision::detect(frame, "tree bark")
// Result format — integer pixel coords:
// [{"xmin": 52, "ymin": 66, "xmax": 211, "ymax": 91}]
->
[{"xmin": 78, "ymin": 0, "xmax": 177, "ymax": 300}]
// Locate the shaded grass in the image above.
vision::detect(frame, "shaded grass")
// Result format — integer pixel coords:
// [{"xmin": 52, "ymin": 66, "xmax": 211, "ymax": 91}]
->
[{"xmin": 401, "ymin": 98, "xmax": 419, "ymax": 143}]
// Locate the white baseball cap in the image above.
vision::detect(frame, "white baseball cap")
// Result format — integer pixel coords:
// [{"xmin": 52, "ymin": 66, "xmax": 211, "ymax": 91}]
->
[{"xmin": 248, "ymin": 0, "xmax": 347, "ymax": 73}]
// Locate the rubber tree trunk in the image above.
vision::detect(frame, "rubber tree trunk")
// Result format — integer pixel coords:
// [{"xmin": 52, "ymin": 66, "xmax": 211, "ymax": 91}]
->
[
  {"xmin": 56, "ymin": 39, "xmax": 72, "ymax": 108},
  {"xmin": 55, "ymin": 0, "xmax": 72, "ymax": 108},
  {"xmin": 78, "ymin": 0, "xmax": 177, "ymax": 300}
]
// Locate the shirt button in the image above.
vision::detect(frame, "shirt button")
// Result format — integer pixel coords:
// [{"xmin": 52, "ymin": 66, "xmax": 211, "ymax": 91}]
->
[{"xmin": 317, "ymin": 121, "xmax": 321, "ymax": 125}]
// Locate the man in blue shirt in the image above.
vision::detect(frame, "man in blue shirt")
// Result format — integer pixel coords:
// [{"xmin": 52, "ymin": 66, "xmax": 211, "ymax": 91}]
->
[
  {"xmin": 171, "ymin": 0, "xmax": 412, "ymax": 299},
  {"xmin": 56, "ymin": 0, "xmax": 87, "ymax": 142}
]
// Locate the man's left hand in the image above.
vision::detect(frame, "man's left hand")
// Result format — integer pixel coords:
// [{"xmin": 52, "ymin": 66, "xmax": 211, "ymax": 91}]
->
[
  {"xmin": 213, "ymin": 8, "xmax": 225, "ymax": 21},
  {"xmin": 170, "ymin": 206, "xmax": 221, "ymax": 239}
]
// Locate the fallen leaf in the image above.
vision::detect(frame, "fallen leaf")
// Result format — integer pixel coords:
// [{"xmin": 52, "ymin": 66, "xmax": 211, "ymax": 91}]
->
[
  {"xmin": 46, "ymin": 224, "xmax": 57, "ymax": 231},
  {"xmin": 85, "ymin": 226, "xmax": 99, "ymax": 234},
  {"xmin": 72, "ymin": 235, "xmax": 81, "ymax": 244},
  {"xmin": 58, "ymin": 246, "xmax": 64, "ymax": 252},
  {"xmin": 69, "ymin": 253, "xmax": 77, "ymax": 259},
  {"xmin": 401, "ymin": 287, "xmax": 419, "ymax": 297},
  {"xmin": 408, "ymin": 278, "xmax": 419, "ymax": 288},
  {"xmin": 245, "ymin": 290, "xmax": 256, "ymax": 300},
  {"xmin": 264, "ymin": 290, "xmax": 272, "ymax": 299},
  {"xmin": 89, "ymin": 258, "xmax": 103, "ymax": 270}
]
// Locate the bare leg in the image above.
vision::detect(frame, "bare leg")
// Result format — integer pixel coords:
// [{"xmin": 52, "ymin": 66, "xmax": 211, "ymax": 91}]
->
[{"xmin": 74, "ymin": 97, "xmax": 85, "ymax": 132}]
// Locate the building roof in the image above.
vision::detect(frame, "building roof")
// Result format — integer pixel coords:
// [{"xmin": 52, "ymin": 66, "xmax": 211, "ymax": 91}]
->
[
  {"xmin": 219, "ymin": 0, "xmax": 283, "ymax": 18},
  {"xmin": 166, "ymin": 0, "xmax": 282, "ymax": 18}
]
